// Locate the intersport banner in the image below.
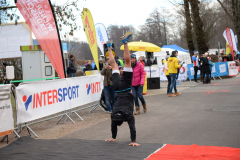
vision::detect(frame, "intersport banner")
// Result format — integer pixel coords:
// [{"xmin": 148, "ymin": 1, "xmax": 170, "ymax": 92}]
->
[
  {"xmin": 0, "ymin": 85, "xmax": 14, "ymax": 137},
  {"xmin": 16, "ymin": 75, "xmax": 103, "ymax": 124},
  {"xmin": 223, "ymin": 27, "xmax": 238, "ymax": 61},
  {"xmin": 227, "ymin": 61, "xmax": 238, "ymax": 76},
  {"xmin": 81, "ymin": 8, "xmax": 99, "ymax": 70},
  {"xmin": 95, "ymin": 23, "xmax": 109, "ymax": 55},
  {"xmin": 16, "ymin": 0, "xmax": 65, "ymax": 78}
]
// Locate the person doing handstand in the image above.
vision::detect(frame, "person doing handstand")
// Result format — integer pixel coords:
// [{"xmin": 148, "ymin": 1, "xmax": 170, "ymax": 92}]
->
[{"xmin": 105, "ymin": 32, "xmax": 140, "ymax": 147}]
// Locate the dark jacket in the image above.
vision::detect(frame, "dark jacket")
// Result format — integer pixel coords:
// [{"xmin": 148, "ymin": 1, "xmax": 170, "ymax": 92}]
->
[
  {"xmin": 101, "ymin": 65, "xmax": 113, "ymax": 86},
  {"xmin": 68, "ymin": 60, "xmax": 76, "ymax": 73},
  {"xmin": 201, "ymin": 57, "xmax": 210, "ymax": 72},
  {"xmin": 99, "ymin": 62, "xmax": 103, "ymax": 70},
  {"xmin": 85, "ymin": 64, "xmax": 92, "ymax": 71}
]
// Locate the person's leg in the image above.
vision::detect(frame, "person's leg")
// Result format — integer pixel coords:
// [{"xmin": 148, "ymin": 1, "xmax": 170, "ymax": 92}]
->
[
  {"xmin": 167, "ymin": 75, "xmax": 171, "ymax": 94},
  {"xmin": 69, "ymin": 73, "xmax": 74, "ymax": 77},
  {"xmin": 169, "ymin": 74, "xmax": 176, "ymax": 95},
  {"xmin": 137, "ymin": 85, "xmax": 146, "ymax": 105},
  {"xmin": 174, "ymin": 77, "xmax": 177, "ymax": 93},
  {"xmin": 206, "ymin": 72, "xmax": 210, "ymax": 83},
  {"xmin": 104, "ymin": 86, "xmax": 112, "ymax": 112},
  {"xmin": 202, "ymin": 71, "xmax": 206, "ymax": 83},
  {"xmin": 132, "ymin": 86, "xmax": 139, "ymax": 107},
  {"xmin": 209, "ymin": 72, "xmax": 211, "ymax": 83},
  {"xmin": 132, "ymin": 86, "xmax": 140, "ymax": 115},
  {"xmin": 110, "ymin": 86, "xmax": 115, "ymax": 109},
  {"xmin": 194, "ymin": 66, "xmax": 198, "ymax": 82}
]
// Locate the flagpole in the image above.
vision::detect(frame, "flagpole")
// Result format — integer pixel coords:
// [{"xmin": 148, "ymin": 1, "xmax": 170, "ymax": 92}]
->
[{"xmin": 48, "ymin": 0, "xmax": 66, "ymax": 78}]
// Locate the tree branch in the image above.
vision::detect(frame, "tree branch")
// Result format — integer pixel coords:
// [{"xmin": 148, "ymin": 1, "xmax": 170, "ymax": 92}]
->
[{"xmin": 217, "ymin": 0, "xmax": 234, "ymax": 21}]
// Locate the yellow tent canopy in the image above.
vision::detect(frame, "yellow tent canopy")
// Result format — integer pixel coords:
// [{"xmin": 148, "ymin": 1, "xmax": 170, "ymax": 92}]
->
[{"xmin": 120, "ymin": 41, "xmax": 161, "ymax": 52}]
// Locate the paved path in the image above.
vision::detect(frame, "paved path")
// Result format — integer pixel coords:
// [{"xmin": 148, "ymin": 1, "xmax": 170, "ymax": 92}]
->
[{"xmin": 63, "ymin": 77, "xmax": 240, "ymax": 148}]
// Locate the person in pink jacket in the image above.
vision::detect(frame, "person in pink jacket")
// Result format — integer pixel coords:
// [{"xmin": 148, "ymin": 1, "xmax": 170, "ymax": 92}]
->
[{"xmin": 131, "ymin": 54, "xmax": 147, "ymax": 115}]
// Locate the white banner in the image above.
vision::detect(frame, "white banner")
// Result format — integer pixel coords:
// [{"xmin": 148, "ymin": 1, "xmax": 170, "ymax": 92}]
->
[
  {"xmin": 144, "ymin": 66, "xmax": 160, "ymax": 78},
  {"xmin": 159, "ymin": 65, "xmax": 168, "ymax": 81},
  {"xmin": 177, "ymin": 64, "xmax": 188, "ymax": 81},
  {"xmin": 95, "ymin": 23, "xmax": 109, "ymax": 55},
  {"xmin": 227, "ymin": 61, "xmax": 238, "ymax": 76},
  {"xmin": 16, "ymin": 75, "xmax": 103, "ymax": 124},
  {"xmin": 0, "ymin": 85, "xmax": 14, "ymax": 136}
]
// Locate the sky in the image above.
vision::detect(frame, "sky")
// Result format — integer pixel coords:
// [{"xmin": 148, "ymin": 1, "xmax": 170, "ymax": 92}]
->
[{"xmin": 55, "ymin": 0, "xmax": 174, "ymax": 42}]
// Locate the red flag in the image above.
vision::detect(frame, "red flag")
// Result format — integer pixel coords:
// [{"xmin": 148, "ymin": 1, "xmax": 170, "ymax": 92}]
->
[
  {"xmin": 225, "ymin": 27, "xmax": 235, "ymax": 61},
  {"xmin": 16, "ymin": 0, "xmax": 65, "ymax": 78}
]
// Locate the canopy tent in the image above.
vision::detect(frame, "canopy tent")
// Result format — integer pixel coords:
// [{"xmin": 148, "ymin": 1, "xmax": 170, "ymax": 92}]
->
[
  {"xmin": 120, "ymin": 41, "xmax": 161, "ymax": 52},
  {"xmin": 162, "ymin": 44, "xmax": 189, "ymax": 53},
  {"xmin": 133, "ymin": 48, "xmax": 192, "ymax": 65}
]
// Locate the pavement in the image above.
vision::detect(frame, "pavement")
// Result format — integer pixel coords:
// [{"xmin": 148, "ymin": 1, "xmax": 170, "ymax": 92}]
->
[
  {"xmin": 62, "ymin": 77, "xmax": 240, "ymax": 148},
  {"xmin": 1, "ymin": 76, "xmax": 240, "ymax": 159}
]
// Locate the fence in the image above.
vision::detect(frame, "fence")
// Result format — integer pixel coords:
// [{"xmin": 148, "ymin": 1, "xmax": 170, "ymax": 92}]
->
[{"xmin": 0, "ymin": 74, "xmax": 105, "ymax": 141}]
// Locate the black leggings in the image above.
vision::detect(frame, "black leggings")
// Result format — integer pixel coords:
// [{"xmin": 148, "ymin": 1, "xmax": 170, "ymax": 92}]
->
[
  {"xmin": 111, "ymin": 115, "xmax": 136, "ymax": 142},
  {"xmin": 194, "ymin": 66, "xmax": 199, "ymax": 82},
  {"xmin": 166, "ymin": 75, "xmax": 171, "ymax": 94}
]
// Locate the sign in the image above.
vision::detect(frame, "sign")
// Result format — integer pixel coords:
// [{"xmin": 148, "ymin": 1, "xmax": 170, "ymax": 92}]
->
[
  {"xmin": 177, "ymin": 64, "xmax": 188, "ymax": 81},
  {"xmin": 81, "ymin": 8, "xmax": 99, "ymax": 70},
  {"xmin": 227, "ymin": 61, "xmax": 238, "ymax": 76},
  {"xmin": 16, "ymin": 75, "xmax": 103, "ymax": 124},
  {"xmin": 0, "ymin": 85, "xmax": 14, "ymax": 137},
  {"xmin": 159, "ymin": 65, "xmax": 168, "ymax": 81},
  {"xmin": 95, "ymin": 23, "xmax": 109, "ymax": 55},
  {"xmin": 62, "ymin": 43, "xmax": 67, "ymax": 54},
  {"xmin": 187, "ymin": 64, "xmax": 200, "ymax": 80},
  {"xmin": 223, "ymin": 27, "xmax": 238, "ymax": 60},
  {"xmin": 16, "ymin": 0, "xmax": 65, "ymax": 79},
  {"xmin": 215, "ymin": 62, "xmax": 229, "ymax": 76},
  {"xmin": 211, "ymin": 64, "xmax": 217, "ymax": 77},
  {"xmin": 144, "ymin": 66, "xmax": 160, "ymax": 78}
]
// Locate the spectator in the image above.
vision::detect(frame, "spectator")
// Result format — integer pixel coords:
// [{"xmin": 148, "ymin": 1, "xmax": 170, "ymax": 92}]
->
[
  {"xmin": 119, "ymin": 66, "xmax": 123, "ymax": 76},
  {"xmin": 139, "ymin": 56, "xmax": 145, "ymax": 67},
  {"xmin": 68, "ymin": 55, "xmax": 76, "ymax": 77},
  {"xmin": 215, "ymin": 51, "xmax": 218, "ymax": 55},
  {"xmin": 119, "ymin": 57, "xmax": 124, "ymax": 67},
  {"xmin": 131, "ymin": 54, "xmax": 146, "ymax": 115},
  {"xmin": 116, "ymin": 56, "xmax": 121, "ymax": 66},
  {"xmin": 91, "ymin": 61, "xmax": 97, "ymax": 70},
  {"xmin": 208, "ymin": 57, "xmax": 214, "ymax": 83},
  {"xmin": 167, "ymin": 51, "xmax": 181, "ymax": 97},
  {"xmin": 85, "ymin": 60, "xmax": 93, "ymax": 71},
  {"xmin": 83, "ymin": 60, "xmax": 88, "ymax": 72},
  {"xmin": 201, "ymin": 53, "xmax": 211, "ymax": 84},
  {"xmin": 101, "ymin": 58, "xmax": 115, "ymax": 113},
  {"xmin": 99, "ymin": 59, "xmax": 104, "ymax": 70},
  {"xmin": 163, "ymin": 55, "xmax": 170, "ymax": 94},
  {"xmin": 192, "ymin": 52, "xmax": 199, "ymax": 83}
]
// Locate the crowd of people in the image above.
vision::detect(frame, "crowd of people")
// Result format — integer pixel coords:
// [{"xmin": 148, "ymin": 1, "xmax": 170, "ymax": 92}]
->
[{"xmin": 192, "ymin": 52, "xmax": 214, "ymax": 84}]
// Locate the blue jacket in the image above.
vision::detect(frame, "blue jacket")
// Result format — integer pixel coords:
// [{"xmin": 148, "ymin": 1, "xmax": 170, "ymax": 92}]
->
[{"xmin": 209, "ymin": 60, "xmax": 214, "ymax": 72}]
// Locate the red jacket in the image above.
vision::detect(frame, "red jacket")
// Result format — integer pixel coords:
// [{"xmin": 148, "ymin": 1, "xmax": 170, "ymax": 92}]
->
[{"xmin": 132, "ymin": 62, "xmax": 146, "ymax": 86}]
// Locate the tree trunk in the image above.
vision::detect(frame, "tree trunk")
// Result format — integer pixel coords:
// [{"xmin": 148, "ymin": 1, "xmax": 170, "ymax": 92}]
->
[
  {"xmin": 190, "ymin": 0, "xmax": 208, "ymax": 56},
  {"xmin": 184, "ymin": 0, "xmax": 195, "ymax": 58}
]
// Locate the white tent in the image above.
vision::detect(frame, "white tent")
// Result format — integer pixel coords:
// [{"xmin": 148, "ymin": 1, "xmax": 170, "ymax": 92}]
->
[{"xmin": 133, "ymin": 48, "xmax": 192, "ymax": 65}]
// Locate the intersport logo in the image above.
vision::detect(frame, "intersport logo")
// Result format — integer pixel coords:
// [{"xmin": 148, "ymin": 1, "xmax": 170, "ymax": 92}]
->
[
  {"xmin": 22, "ymin": 85, "xmax": 80, "ymax": 111},
  {"xmin": 86, "ymin": 82, "xmax": 101, "ymax": 95}
]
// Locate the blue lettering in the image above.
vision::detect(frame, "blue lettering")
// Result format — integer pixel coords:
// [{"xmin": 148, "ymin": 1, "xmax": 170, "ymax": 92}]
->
[
  {"xmin": 58, "ymin": 88, "xmax": 62, "ymax": 102},
  {"xmin": 76, "ymin": 85, "xmax": 79, "ymax": 97},
  {"xmin": 68, "ymin": 87, "xmax": 72, "ymax": 100},
  {"xmin": 63, "ymin": 88, "xmax": 68, "ymax": 101},
  {"xmin": 97, "ymin": 27, "xmax": 104, "ymax": 42},
  {"xmin": 72, "ymin": 86, "xmax": 76, "ymax": 99}
]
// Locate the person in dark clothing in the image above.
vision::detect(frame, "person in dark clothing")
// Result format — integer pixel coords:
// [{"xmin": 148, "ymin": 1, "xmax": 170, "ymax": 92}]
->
[
  {"xmin": 105, "ymin": 32, "xmax": 140, "ymax": 147},
  {"xmin": 201, "ymin": 53, "xmax": 211, "ymax": 84},
  {"xmin": 68, "ymin": 55, "xmax": 76, "ymax": 77},
  {"xmin": 99, "ymin": 59, "xmax": 104, "ymax": 70},
  {"xmin": 85, "ymin": 61, "xmax": 93, "ymax": 71}
]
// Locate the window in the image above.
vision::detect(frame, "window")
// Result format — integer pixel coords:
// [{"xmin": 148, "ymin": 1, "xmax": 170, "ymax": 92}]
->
[
  {"xmin": 44, "ymin": 53, "xmax": 50, "ymax": 63},
  {"xmin": 45, "ymin": 66, "xmax": 52, "ymax": 76}
]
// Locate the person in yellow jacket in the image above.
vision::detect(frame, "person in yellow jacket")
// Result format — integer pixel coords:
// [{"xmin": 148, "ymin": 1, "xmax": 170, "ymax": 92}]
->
[
  {"xmin": 163, "ymin": 55, "xmax": 171, "ymax": 94},
  {"xmin": 167, "ymin": 51, "xmax": 182, "ymax": 97}
]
